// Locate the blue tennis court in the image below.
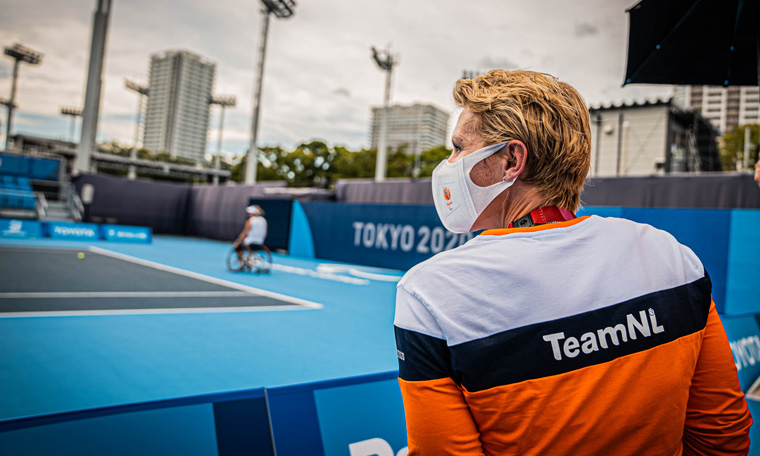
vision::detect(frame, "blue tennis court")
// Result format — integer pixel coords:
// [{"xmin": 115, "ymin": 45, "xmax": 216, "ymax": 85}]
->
[{"xmin": 0, "ymin": 235, "xmax": 403, "ymax": 423}]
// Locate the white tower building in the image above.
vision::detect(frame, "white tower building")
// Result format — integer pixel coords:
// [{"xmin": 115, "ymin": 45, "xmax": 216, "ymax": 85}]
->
[
  {"xmin": 142, "ymin": 50, "xmax": 215, "ymax": 161},
  {"xmin": 370, "ymin": 103, "xmax": 449, "ymax": 156}
]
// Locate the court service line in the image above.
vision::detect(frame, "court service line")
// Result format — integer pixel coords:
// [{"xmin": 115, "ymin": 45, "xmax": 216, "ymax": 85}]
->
[
  {"xmin": 87, "ymin": 247, "xmax": 323, "ymax": 309},
  {"xmin": 348, "ymin": 268, "xmax": 402, "ymax": 283},
  {"xmin": 1, "ymin": 305, "xmax": 310, "ymax": 318},
  {"xmin": 0, "ymin": 291, "xmax": 252, "ymax": 299}
]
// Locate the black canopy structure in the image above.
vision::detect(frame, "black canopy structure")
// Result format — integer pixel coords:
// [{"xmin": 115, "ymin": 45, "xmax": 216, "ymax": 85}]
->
[{"xmin": 624, "ymin": 0, "xmax": 759, "ymax": 87}]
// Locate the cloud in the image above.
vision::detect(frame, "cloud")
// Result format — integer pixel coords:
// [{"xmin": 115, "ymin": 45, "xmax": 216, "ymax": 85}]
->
[
  {"xmin": 332, "ymin": 87, "xmax": 351, "ymax": 98},
  {"xmin": 0, "ymin": 0, "xmax": 676, "ymax": 154},
  {"xmin": 575, "ymin": 22, "xmax": 599, "ymax": 38}
]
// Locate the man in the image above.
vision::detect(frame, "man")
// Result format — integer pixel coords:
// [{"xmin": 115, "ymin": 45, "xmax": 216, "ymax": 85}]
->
[
  {"xmin": 394, "ymin": 69, "xmax": 751, "ymax": 455},
  {"xmin": 234, "ymin": 204, "xmax": 268, "ymax": 263}
]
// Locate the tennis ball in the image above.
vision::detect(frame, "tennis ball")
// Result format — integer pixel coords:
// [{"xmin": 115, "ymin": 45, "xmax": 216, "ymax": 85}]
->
[{"xmin": 77, "ymin": 252, "xmax": 85, "ymax": 259}]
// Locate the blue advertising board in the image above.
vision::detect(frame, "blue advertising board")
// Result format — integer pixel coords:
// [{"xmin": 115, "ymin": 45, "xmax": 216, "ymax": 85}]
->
[
  {"xmin": 268, "ymin": 371, "xmax": 407, "ymax": 456},
  {"xmin": 300, "ymin": 202, "xmax": 474, "ymax": 270},
  {"xmin": 44, "ymin": 222, "xmax": 100, "ymax": 241},
  {"xmin": 0, "ymin": 218, "xmax": 42, "ymax": 239},
  {"xmin": 100, "ymin": 224, "xmax": 152, "ymax": 244}
]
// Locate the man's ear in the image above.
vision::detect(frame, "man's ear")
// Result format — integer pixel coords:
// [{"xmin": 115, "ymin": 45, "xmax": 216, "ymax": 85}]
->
[{"xmin": 503, "ymin": 140, "xmax": 528, "ymax": 181}]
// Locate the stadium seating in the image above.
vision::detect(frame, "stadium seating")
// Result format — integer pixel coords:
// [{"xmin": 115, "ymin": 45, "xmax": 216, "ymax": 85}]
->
[
  {"xmin": 0, "ymin": 152, "xmax": 63, "ymax": 213},
  {"xmin": 0, "ymin": 153, "xmax": 60, "ymax": 181},
  {"xmin": 0, "ymin": 174, "xmax": 36, "ymax": 210}
]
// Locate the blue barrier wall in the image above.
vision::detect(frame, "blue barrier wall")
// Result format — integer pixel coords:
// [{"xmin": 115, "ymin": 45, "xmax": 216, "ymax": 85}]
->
[
  {"xmin": 727, "ymin": 210, "xmax": 760, "ymax": 316},
  {"xmin": 0, "ymin": 372, "xmax": 406, "ymax": 456},
  {"xmin": 297, "ymin": 204, "xmax": 759, "ymax": 316},
  {"xmin": 268, "ymin": 371, "xmax": 407, "ymax": 456},
  {"xmin": 722, "ymin": 315, "xmax": 760, "ymax": 452},
  {"xmin": 0, "ymin": 389, "xmax": 272, "ymax": 456},
  {"xmin": 300, "ymin": 202, "xmax": 474, "ymax": 271}
]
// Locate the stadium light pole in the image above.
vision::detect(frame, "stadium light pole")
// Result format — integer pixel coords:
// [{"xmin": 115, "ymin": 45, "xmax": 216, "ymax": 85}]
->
[
  {"xmin": 210, "ymin": 94, "xmax": 237, "ymax": 185},
  {"xmin": 0, "ymin": 98, "xmax": 16, "ymax": 150},
  {"xmin": 371, "ymin": 45, "xmax": 397, "ymax": 182},
  {"xmin": 78, "ymin": 0, "xmax": 112, "ymax": 174},
  {"xmin": 245, "ymin": 0, "xmax": 296, "ymax": 184},
  {"xmin": 3, "ymin": 43, "xmax": 42, "ymax": 151},
  {"xmin": 60, "ymin": 106, "xmax": 83, "ymax": 142},
  {"xmin": 124, "ymin": 79, "xmax": 148, "ymax": 179}
]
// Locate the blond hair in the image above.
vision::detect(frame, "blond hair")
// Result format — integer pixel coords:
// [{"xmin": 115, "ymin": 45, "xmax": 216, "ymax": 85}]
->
[{"xmin": 453, "ymin": 69, "xmax": 591, "ymax": 212}]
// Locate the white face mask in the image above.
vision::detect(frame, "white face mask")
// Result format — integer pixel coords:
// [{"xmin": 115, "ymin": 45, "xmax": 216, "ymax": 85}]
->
[{"xmin": 431, "ymin": 141, "xmax": 516, "ymax": 233}]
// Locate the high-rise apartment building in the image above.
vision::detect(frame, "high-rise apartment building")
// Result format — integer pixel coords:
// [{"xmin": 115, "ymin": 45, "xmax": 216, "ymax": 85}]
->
[
  {"xmin": 673, "ymin": 85, "xmax": 760, "ymax": 134},
  {"xmin": 370, "ymin": 103, "xmax": 449, "ymax": 155},
  {"xmin": 142, "ymin": 50, "xmax": 215, "ymax": 161}
]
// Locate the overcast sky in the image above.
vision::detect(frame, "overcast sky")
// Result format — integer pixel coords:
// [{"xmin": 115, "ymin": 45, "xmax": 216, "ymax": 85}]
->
[{"xmin": 0, "ymin": 0, "xmax": 672, "ymax": 159}]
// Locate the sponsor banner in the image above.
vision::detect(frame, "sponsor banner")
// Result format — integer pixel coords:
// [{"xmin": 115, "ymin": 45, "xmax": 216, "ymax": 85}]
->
[
  {"xmin": 44, "ymin": 222, "xmax": 100, "ymax": 241},
  {"xmin": 300, "ymin": 202, "xmax": 474, "ymax": 270},
  {"xmin": 101, "ymin": 224, "xmax": 152, "ymax": 244},
  {"xmin": 268, "ymin": 371, "xmax": 407, "ymax": 456},
  {"xmin": 0, "ymin": 218, "xmax": 42, "ymax": 238}
]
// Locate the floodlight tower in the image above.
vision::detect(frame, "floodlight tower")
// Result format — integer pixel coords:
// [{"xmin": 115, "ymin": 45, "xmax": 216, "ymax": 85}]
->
[
  {"xmin": 3, "ymin": 43, "xmax": 42, "ymax": 150},
  {"xmin": 78, "ymin": 0, "xmax": 112, "ymax": 174},
  {"xmin": 60, "ymin": 106, "xmax": 83, "ymax": 142},
  {"xmin": 0, "ymin": 98, "xmax": 15, "ymax": 149},
  {"xmin": 210, "ymin": 94, "xmax": 237, "ymax": 185},
  {"xmin": 371, "ymin": 45, "xmax": 397, "ymax": 182},
  {"xmin": 124, "ymin": 79, "xmax": 148, "ymax": 179},
  {"xmin": 245, "ymin": 0, "xmax": 296, "ymax": 184}
]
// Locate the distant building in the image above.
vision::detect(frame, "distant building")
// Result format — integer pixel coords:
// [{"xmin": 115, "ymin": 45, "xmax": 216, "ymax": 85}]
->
[
  {"xmin": 589, "ymin": 98, "xmax": 721, "ymax": 177},
  {"xmin": 673, "ymin": 85, "xmax": 760, "ymax": 134},
  {"xmin": 370, "ymin": 103, "xmax": 449, "ymax": 155},
  {"xmin": 142, "ymin": 50, "xmax": 215, "ymax": 161}
]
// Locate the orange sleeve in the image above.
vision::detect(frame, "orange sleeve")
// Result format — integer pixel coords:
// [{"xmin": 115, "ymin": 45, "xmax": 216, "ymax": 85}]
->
[
  {"xmin": 683, "ymin": 303, "xmax": 752, "ymax": 455},
  {"xmin": 399, "ymin": 377, "xmax": 485, "ymax": 456}
]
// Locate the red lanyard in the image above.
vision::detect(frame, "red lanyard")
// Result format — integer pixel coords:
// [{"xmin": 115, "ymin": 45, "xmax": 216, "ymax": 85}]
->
[{"xmin": 508, "ymin": 206, "xmax": 576, "ymax": 228}]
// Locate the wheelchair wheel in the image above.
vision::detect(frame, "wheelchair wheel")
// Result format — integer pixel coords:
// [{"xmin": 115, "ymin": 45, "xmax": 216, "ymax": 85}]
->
[
  {"xmin": 227, "ymin": 248, "xmax": 246, "ymax": 272},
  {"xmin": 251, "ymin": 247, "xmax": 272, "ymax": 274}
]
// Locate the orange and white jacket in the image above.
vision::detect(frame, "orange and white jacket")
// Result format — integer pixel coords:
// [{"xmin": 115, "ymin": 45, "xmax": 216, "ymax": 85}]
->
[{"xmin": 394, "ymin": 215, "xmax": 751, "ymax": 455}]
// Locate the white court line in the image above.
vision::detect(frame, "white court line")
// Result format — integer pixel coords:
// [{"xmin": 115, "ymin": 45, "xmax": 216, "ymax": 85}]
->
[
  {"xmin": 1, "ymin": 305, "xmax": 309, "ymax": 318},
  {"xmin": 348, "ymin": 268, "xmax": 402, "ymax": 283},
  {"xmin": 0, "ymin": 291, "xmax": 252, "ymax": 299},
  {"xmin": 315, "ymin": 263, "xmax": 401, "ymax": 283},
  {"xmin": 87, "ymin": 247, "xmax": 323, "ymax": 310}
]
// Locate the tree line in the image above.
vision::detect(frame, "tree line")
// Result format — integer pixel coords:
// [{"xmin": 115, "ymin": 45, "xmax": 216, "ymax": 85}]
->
[
  {"xmin": 231, "ymin": 141, "xmax": 450, "ymax": 187},
  {"xmin": 100, "ymin": 140, "xmax": 451, "ymax": 187},
  {"xmin": 100, "ymin": 123, "xmax": 759, "ymax": 185}
]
